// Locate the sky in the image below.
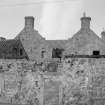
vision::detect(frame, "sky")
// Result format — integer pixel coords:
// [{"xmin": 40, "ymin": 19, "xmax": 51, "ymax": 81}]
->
[{"xmin": 0, "ymin": 0, "xmax": 105, "ymax": 40}]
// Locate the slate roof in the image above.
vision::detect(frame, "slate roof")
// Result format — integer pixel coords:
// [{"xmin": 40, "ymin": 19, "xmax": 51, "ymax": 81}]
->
[
  {"xmin": 0, "ymin": 39, "xmax": 19, "ymax": 49},
  {"xmin": 0, "ymin": 39, "xmax": 28, "ymax": 59}
]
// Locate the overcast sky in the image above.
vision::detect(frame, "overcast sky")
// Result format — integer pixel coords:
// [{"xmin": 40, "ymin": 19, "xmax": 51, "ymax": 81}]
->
[{"xmin": 0, "ymin": 0, "xmax": 104, "ymax": 40}]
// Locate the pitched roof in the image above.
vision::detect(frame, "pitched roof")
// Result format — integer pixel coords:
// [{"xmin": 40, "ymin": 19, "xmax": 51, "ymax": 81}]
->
[
  {"xmin": 0, "ymin": 39, "xmax": 28, "ymax": 59},
  {"xmin": 0, "ymin": 39, "xmax": 20, "ymax": 51},
  {"xmin": 15, "ymin": 27, "xmax": 48, "ymax": 60},
  {"xmin": 15, "ymin": 28, "xmax": 44, "ymax": 41},
  {"xmin": 47, "ymin": 40, "xmax": 67, "ymax": 49},
  {"xmin": 65, "ymin": 28, "xmax": 105, "ymax": 55}
]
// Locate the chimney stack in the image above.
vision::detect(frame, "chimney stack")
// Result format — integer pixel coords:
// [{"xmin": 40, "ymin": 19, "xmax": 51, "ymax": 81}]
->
[
  {"xmin": 81, "ymin": 12, "xmax": 91, "ymax": 30},
  {"xmin": 25, "ymin": 16, "xmax": 34, "ymax": 29}
]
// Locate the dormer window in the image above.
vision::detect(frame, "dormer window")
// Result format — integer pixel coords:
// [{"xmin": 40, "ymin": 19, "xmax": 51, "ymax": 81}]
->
[{"xmin": 93, "ymin": 50, "xmax": 100, "ymax": 55}]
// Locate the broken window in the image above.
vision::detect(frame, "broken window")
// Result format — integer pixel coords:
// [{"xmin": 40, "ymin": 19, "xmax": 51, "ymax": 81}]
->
[
  {"xmin": 41, "ymin": 50, "xmax": 45, "ymax": 58},
  {"xmin": 20, "ymin": 49, "xmax": 23, "ymax": 56},
  {"xmin": 52, "ymin": 48, "xmax": 64, "ymax": 58},
  {"xmin": 93, "ymin": 50, "xmax": 100, "ymax": 55}
]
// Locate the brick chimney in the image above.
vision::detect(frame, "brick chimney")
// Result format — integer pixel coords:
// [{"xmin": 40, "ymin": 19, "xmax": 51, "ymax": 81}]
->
[
  {"xmin": 81, "ymin": 12, "xmax": 91, "ymax": 30},
  {"xmin": 25, "ymin": 16, "xmax": 34, "ymax": 29}
]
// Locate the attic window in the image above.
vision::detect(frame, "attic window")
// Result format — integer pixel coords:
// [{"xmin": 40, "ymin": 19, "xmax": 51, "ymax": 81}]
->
[{"xmin": 93, "ymin": 51, "xmax": 100, "ymax": 55}]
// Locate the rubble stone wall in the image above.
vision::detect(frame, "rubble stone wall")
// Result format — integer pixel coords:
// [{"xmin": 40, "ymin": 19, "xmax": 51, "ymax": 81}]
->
[{"xmin": 0, "ymin": 58, "xmax": 104, "ymax": 105}]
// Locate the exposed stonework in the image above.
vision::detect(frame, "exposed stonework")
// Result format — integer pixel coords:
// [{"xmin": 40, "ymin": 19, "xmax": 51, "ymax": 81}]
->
[
  {"xmin": 0, "ymin": 58, "xmax": 104, "ymax": 105},
  {"xmin": 0, "ymin": 13, "xmax": 105, "ymax": 105},
  {"xmin": 64, "ymin": 14, "xmax": 105, "ymax": 56},
  {"xmin": 14, "ymin": 14, "xmax": 105, "ymax": 60},
  {"xmin": 15, "ymin": 17, "xmax": 48, "ymax": 60},
  {"xmin": 0, "ymin": 14, "xmax": 105, "ymax": 61}
]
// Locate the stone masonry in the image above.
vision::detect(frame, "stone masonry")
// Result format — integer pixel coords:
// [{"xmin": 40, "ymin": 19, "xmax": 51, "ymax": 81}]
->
[
  {"xmin": 0, "ymin": 13, "xmax": 105, "ymax": 105},
  {"xmin": 0, "ymin": 58, "xmax": 104, "ymax": 105}
]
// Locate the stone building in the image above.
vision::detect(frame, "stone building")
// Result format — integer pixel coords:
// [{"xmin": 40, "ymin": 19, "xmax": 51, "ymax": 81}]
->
[
  {"xmin": 64, "ymin": 13, "xmax": 105, "ymax": 56},
  {"xmin": 14, "ymin": 13, "xmax": 105, "ymax": 60},
  {"xmin": 0, "ymin": 13, "xmax": 105, "ymax": 105},
  {"xmin": 15, "ymin": 16, "xmax": 66, "ymax": 61},
  {"xmin": 0, "ymin": 13, "xmax": 105, "ymax": 61}
]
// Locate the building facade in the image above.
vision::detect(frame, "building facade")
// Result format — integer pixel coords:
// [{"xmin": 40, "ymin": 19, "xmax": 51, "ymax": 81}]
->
[
  {"xmin": 14, "ymin": 13, "xmax": 105, "ymax": 60},
  {"xmin": 0, "ymin": 13, "xmax": 105, "ymax": 61},
  {"xmin": 0, "ymin": 13, "xmax": 105, "ymax": 105}
]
